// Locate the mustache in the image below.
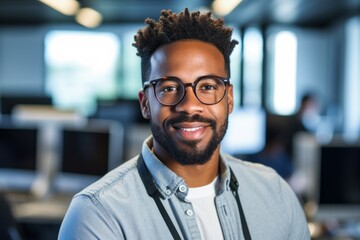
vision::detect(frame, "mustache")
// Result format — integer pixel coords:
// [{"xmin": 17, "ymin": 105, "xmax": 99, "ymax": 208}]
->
[{"xmin": 166, "ymin": 114, "xmax": 216, "ymax": 126}]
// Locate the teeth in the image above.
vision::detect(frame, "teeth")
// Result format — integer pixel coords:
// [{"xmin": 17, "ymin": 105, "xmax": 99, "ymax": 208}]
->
[{"xmin": 180, "ymin": 127, "xmax": 202, "ymax": 132}]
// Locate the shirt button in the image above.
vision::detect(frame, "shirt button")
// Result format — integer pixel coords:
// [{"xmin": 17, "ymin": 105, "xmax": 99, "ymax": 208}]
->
[
  {"xmin": 165, "ymin": 189, "xmax": 172, "ymax": 195},
  {"xmin": 179, "ymin": 185, "xmax": 187, "ymax": 193},
  {"xmin": 185, "ymin": 209, "xmax": 193, "ymax": 216}
]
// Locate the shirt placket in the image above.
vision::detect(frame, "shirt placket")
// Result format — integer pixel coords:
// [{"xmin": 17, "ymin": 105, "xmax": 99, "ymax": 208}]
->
[
  {"xmin": 215, "ymin": 192, "xmax": 243, "ymax": 240},
  {"xmin": 176, "ymin": 183, "xmax": 202, "ymax": 240}
]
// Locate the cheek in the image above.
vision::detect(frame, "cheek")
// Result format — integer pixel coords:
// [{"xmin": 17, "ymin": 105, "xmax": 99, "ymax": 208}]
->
[
  {"xmin": 148, "ymin": 99, "xmax": 169, "ymax": 124},
  {"xmin": 212, "ymin": 102, "xmax": 230, "ymax": 127},
  {"xmin": 146, "ymin": 91, "xmax": 158, "ymax": 118}
]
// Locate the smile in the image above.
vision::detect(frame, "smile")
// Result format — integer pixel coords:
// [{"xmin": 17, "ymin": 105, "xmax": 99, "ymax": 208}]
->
[
  {"xmin": 171, "ymin": 123, "xmax": 210, "ymax": 142},
  {"xmin": 180, "ymin": 127, "xmax": 203, "ymax": 132}
]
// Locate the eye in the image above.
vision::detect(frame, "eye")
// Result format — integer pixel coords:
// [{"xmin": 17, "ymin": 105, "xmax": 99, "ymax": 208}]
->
[
  {"xmin": 198, "ymin": 79, "xmax": 220, "ymax": 92},
  {"xmin": 200, "ymin": 84, "xmax": 217, "ymax": 91},
  {"xmin": 157, "ymin": 81, "xmax": 181, "ymax": 94},
  {"xmin": 161, "ymin": 85, "xmax": 179, "ymax": 93}
]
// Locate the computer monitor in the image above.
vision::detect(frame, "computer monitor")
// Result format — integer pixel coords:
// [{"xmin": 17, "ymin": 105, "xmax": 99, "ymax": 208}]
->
[
  {"xmin": 54, "ymin": 120, "xmax": 124, "ymax": 193},
  {"xmin": 0, "ymin": 121, "xmax": 39, "ymax": 190},
  {"xmin": 221, "ymin": 107, "xmax": 266, "ymax": 156},
  {"xmin": 314, "ymin": 138, "xmax": 360, "ymax": 220},
  {"xmin": 93, "ymin": 98, "xmax": 146, "ymax": 124},
  {"xmin": 0, "ymin": 95, "xmax": 52, "ymax": 115}
]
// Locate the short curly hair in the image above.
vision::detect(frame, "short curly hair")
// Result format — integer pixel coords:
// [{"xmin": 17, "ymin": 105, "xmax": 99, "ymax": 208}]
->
[{"xmin": 133, "ymin": 8, "xmax": 239, "ymax": 83}]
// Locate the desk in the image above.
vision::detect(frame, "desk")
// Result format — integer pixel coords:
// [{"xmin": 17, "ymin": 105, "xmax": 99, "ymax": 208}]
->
[
  {"xmin": 7, "ymin": 192, "xmax": 72, "ymax": 222},
  {"xmin": 309, "ymin": 220, "xmax": 360, "ymax": 240},
  {"xmin": 3, "ymin": 191, "xmax": 73, "ymax": 240}
]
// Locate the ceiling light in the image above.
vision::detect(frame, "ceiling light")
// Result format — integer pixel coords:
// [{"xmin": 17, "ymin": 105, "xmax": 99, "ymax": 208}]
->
[
  {"xmin": 212, "ymin": 0, "xmax": 243, "ymax": 16},
  {"xmin": 75, "ymin": 8, "xmax": 102, "ymax": 28},
  {"xmin": 39, "ymin": 0, "xmax": 79, "ymax": 16}
]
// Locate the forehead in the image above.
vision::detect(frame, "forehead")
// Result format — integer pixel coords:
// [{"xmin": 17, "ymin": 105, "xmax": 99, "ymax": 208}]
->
[{"xmin": 149, "ymin": 40, "xmax": 226, "ymax": 81}]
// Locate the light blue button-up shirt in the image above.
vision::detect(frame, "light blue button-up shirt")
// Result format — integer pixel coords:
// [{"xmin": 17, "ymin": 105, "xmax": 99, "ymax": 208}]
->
[{"xmin": 58, "ymin": 136, "xmax": 310, "ymax": 240}]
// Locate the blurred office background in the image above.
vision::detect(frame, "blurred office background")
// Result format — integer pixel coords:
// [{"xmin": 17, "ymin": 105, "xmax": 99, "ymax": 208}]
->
[{"xmin": 0, "ymin": 0, "xmax": 359, "ymax": 239}]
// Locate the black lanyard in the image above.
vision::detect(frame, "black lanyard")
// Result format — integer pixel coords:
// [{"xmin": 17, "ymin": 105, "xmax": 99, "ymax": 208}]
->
[{"xmin": 137, "ymin": 154, "xmax": 252, "ymax": 240}]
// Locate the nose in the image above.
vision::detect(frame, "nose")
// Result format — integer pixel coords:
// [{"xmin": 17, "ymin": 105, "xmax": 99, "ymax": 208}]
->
[{"xmin": 174, "ymin": 85, "xmax": 204, "ymax": 114}]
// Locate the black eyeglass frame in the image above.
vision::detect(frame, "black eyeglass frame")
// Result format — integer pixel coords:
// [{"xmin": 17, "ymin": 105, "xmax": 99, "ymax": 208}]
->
[{"xmin": 143, "ymin": 75, "xmax": 231, "ymax": 106}]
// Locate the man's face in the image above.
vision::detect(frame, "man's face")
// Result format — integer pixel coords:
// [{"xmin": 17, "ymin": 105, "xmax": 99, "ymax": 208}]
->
[{"xmin": 139, "ymin": 40, "xmax": 234, "ymax": 165}]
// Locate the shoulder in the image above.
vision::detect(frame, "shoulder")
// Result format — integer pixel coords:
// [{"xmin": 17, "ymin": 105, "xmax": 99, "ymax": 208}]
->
[
  {"xmin": 224, "ymin": 153, "xmax": 279, "ymax": 181},
  {"xmin": 76, "ymin": 156, "xmax": 140, "ymax": 199},
  {"xmin": 222, "ymin": 153, "xmax": 295, "ymax": 201},
  {"xmin": 59, "ymin": 156, "xmax": 142, "ymax": 239},
  {"xmin": 222, "ymin": 154, "xmax": 310, "ymax": 238}
]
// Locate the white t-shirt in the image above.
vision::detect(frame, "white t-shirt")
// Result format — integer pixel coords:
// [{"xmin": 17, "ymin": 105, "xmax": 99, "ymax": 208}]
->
[{"xmin": 187, "ymin": 177, "xmax": 224, "ymax": 240}]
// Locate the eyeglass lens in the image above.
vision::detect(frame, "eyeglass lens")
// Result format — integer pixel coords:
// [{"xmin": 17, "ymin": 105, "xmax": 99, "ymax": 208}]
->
[{"xmin": 154, "ymin": 77, "xmax": 227, "ymax": 105}]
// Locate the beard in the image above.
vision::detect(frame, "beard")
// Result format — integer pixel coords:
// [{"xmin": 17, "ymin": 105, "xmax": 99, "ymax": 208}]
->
[{"xmin": 151, "ymin": 114, "xmax": 228, "ymax": 165}]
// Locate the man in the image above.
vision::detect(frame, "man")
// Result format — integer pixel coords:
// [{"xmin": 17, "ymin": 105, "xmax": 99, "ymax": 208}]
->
[
  {"xmin": 296, "ymin": 93, "xmax": 321, "ymax": 133},
  {"xmin": 59, "ymin": 8, "xmax": 310, "ymax": 240}
]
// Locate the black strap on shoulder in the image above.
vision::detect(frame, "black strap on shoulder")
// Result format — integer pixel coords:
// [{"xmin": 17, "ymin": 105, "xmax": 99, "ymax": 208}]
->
[
  {"xmin": 137, "ymin": 154, "xmax": 182, "ymax": 240},
  {"xmin": 137, "ymin": 154, "xmax": 251, "ymax": 240},
  {"xmin": 230, "ymin": 168, "xmax": 252, "ymax": 240}
]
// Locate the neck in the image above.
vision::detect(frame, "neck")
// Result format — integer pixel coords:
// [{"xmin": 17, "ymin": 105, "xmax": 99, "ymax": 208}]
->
[
  {"xmin": 171, "ymin": 162, "xmax": 220, "ymax": 188},
  {"xmin": 152, "ymin": 143, "xmax": 221, "ymax": 188}
]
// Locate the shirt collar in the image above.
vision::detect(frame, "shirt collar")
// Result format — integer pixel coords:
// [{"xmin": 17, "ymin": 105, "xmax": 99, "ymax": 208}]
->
[{"xmin": 141, "ymin": 136, "xmax": 232, "ymax": 198}]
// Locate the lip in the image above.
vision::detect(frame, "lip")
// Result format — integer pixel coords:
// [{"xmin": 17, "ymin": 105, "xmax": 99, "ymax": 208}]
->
[{"xmin": 171, "ymin": 122, "xmax": 210, "ymax": 141}]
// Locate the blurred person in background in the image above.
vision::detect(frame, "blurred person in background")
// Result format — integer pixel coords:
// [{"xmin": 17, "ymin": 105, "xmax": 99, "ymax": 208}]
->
[
  {"xmin": 293, "ymin": 93, "xmax": 321, "ymax": 134},
  {"xmin": 248, "ymin": 93, "xmax": 321, "ymax": 181}
]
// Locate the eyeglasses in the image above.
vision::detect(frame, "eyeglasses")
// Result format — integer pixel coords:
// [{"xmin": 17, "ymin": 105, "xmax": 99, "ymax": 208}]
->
[{"xmin": 143, "ymin": 75, "xmax": 230, "ymax": 106}]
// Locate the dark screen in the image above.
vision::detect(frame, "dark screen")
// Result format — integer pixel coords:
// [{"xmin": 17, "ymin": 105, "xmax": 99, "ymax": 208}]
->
[
  {"xmin": 0, "ymin": 126, "xmax": 38, "ymax": 170},
  {"xmin": 0, "ymin": 96, "xmax": 52, "ymax": 115},
  {"xmin": 61, "ymin": 129, "xmax": 109, "ymax": 176},
  {"xmin": 319, "ymin": 145, "xmax": 360, "ymax": 204},
  {"xmin": 93, "ymin": 99, "xmax": 147, "ymax": 124}
]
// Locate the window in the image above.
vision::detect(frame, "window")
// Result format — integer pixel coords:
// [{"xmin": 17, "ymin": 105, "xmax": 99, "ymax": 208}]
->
[
  {"xmin": 45, "ymin": 30, "xmax": 120, "ymax": 116},
  {"xmin": 243, "ymin": 27, "xmax": 263, "ymax": 107},
  {"xmin": 343, "ymin": 17, "xmax": 360, "ymax": 140},
  {"xmin": 267, "ymin": 31, "xmax": 297, "ymax": 115},
  {"xmin": 120, "ymin": 30, "xmax": 142, "ymax": 99}
]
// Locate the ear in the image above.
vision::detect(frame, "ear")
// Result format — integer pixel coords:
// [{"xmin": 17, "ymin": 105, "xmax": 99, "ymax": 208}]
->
[
  {"xmin": 138, "ymin": 90, "xmax": 150, "ymax": 119},
  {"xmin": 227, "ymin": 85, "xmax": 234, "ymax": 114}
]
